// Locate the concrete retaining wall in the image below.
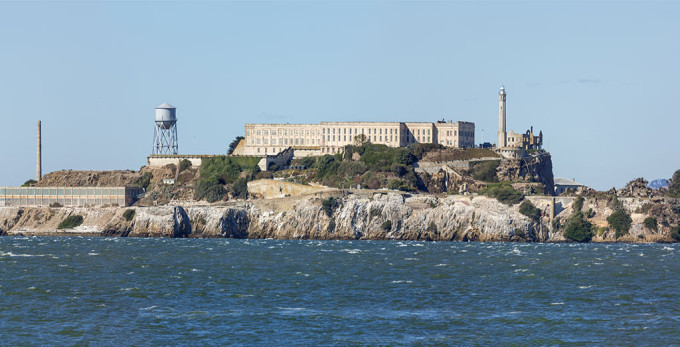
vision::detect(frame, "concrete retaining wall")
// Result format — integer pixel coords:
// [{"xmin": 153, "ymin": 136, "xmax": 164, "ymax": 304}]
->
[
  {"xmin": 147, "ymin": 155, "xmax": 207, "ymax": 168},
  {"xmin": 247, "ymin": 179, "xmax": 331, "ymax": 199}
]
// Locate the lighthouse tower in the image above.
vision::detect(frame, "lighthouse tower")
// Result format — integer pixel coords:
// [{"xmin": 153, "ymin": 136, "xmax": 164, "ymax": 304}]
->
[{"xmin": 497, "ymin": 86, "xmax": 507, "ymax": 147}]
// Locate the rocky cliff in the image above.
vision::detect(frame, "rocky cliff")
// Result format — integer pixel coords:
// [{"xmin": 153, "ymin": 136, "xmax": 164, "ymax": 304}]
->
[
  {"xmin": 2, "ymin": 192, "xmax": 677, "ymax": 243},
  {"xmin": 496, "ymin": 153, "xmax": 554, "ymax": 195}
]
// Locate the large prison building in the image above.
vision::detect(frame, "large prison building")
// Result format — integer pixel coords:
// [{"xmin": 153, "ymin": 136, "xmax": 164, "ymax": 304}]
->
[
  {"xmin": 0, "ymin": 187, "xmax": 144, "ymax": 207},
  {"xmin": 241, "ymin": 120, "xmax": 475, "ymax": 157}
]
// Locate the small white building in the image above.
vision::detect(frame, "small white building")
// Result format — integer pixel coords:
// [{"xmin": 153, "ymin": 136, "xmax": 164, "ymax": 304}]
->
[{"xmin": 554, "ymin": 177, "xmax": 586, "ymax": 195}]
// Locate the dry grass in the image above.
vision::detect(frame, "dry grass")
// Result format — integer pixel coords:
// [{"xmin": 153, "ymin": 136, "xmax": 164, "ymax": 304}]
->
[{"xmin": 420, "ymin": 148, "xmax": 500, "ymax": 162}]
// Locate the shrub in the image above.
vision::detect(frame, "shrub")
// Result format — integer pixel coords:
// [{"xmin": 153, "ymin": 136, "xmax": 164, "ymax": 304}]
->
[
  {"xmin": 328, "ymin": 218, "xmax": 336, "ymax": 232},
  {"xmin": 58, "ymin": 215, "xmax": 83, "ymax": 229},
  {"xmin": 635, "ymin": 203, "xmax": 653, "ymax": 214},
  {"xmin": 552, "ymin": 218, "xmax": 561, "ymax": 230},
  {"xmin": 200, "ymin": 157, "xmax": 253, "ymax": 185},
  {"xmin": 345, "ymin": 143, "xmax": 415, "ymax": 171},
  {"xmin": 315, "ymin": 155, "xmax": 340, "ymax": 181},
  {"xmin": 321, "ymin": 197, "xmax": 339, "ymax": 217},
  {"xmin": 519, "ymin": 200, "xmax": 541, "ymax": 221},
  {"xmin": 389, "ymin": 163, "xmax": 407, "ymax": 177},
  {"xmin": 389, "ymin": 179, "xmax": 403, "ymax": 190},
  {"xmin": 255, "ymin": 171, "xmax": 274, "ymax": 180},
  {"xmin": 587, "ymin": 208, "xmax": 595, "ymax": 218},
  {"xmin": 337, "ymin": 161, "xmax": 368, "ymax": 177},
  {"xmin": 178, "ymin": 159, "xmax": 192, "ymax": 173},
  {"xmin": 480, "ymin": 181, "xmax": 524, "ymax": 205},
  {"xmin": 669, "ymin": 170, "xmax": 680, "ymax": 198},
  {"xmin": 563, "ymin": 212, "xmax": 593, "ymax": 242},
  {"xmin": 227, "ymin": 136, "xmax": 244, "ymax": 155},
  {"xmin": 370, "ymin": 208, "xmax": 382, "ymax": 219},
  {"xmin": 671, "ymin": 226, "xmax": 680, "ymax": 241},
  {"xmin": 643, "ymin": 217, "xmax": 657, "ymax": 231},
  {"xmin": 607, "ymin": 210, "xmax": 632, "ymax": 238},
  {"xmin": 194, "ymin": 179, "xmax": 228, "ymax": 202},
  {"xmin": 388, "ymin": 179, "xmax": 413, "ymax": 192},
  {"xmin": 49, "ymin": 202, "xmax": 63, "ymax": 208},
  {"xmin": 135, "ymin": 172, "xmax": 152, "ymax": 189},
  {"xmin": 412, "ymin": 143, "xmax": 444, "ymax": 160},
  {"xmin": 299, "ymin": 156, "xmax": 316, "ymax": 169},
  {"xmin": 230, "ymin": 178, "xmax": 248, "ymax": 199},
  {"xmin": 381, "ymin": 220, "xmax": 392, "ymax": 231},
  {"xmin": 22, "ymin": 179, "xmax": 37, "ymax": 187},
  {"xmin": 471, "ymin": 160, "xmax": 500, "ymax": 182},
  {"xmin": 607, "ymin": 194, "xmax": 623, "ymax": 211},
  {"xmin": 123, "ymin": 209, "xmax": 136, "ymax": 221},
  {"xmin": 360, "ymin": 172, "xmax": 381, "ymax": 190},
  {"xmin": 573, "ymin": 196, "xmax": 583, "ymax": 212}
]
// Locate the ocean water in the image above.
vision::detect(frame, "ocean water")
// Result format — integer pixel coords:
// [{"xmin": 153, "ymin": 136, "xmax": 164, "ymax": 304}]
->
[{"xmin": 1, "ymin": 238, "xmax": 679, "ymax": 345}]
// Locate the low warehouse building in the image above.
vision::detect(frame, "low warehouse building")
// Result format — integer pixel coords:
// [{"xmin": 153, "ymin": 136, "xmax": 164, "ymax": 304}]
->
[{"xmin": 0, "ymin": 186, "xmax": 144, "ymax": 207}]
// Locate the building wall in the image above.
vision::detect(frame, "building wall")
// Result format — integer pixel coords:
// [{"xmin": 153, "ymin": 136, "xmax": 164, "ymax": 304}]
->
[
  {"xmin": 247, "ymin": 179, "xmax": 330, "ymax": 199},
  {"xmin": 257, "ymin": 147, "xmax": 295, "ymax": 171},
  {"xmin": 504, "ymin": 129, "xmax": 543, "ymax": 150},
  {"xmin": 243, "ymin": 120, "xmax": 475, "ymax": 156},
  {"xmin": 506, "ymin": 130, "xmax": 524, "ymax": 148},
  {"xmin": 147, "ymin": 155, "xmax": 208, "ymax": 168},
  {"xmin": 0, "ymin": 187, "xmax": 144, "ymax": 207}
]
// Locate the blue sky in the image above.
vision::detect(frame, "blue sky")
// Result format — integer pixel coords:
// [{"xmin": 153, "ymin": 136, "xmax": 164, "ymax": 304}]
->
[{"xmin": 0, "ymin": 1, "xmax": 678, "ymax": 190}]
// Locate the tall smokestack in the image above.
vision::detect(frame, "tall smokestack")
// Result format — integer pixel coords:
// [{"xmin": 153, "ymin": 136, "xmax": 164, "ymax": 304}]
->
[{"xmin": 37, "ymin": 121, "xmax": 41, "ymax": 183}]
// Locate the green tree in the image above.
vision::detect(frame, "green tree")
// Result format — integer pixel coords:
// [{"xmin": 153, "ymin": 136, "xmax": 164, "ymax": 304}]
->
[
  {"xmin": 135, "ymin": 172, "xmax": 152, "ymax": 189},
  {"xmin": 643, "ymin": 217, "xmax": 657, "ymax": 231},
  {"xmin": 471, "ymin": 160, "xmax": 500, "ymax": 182},
  {"xmin": 669, "ymin": 169, "xmax": 680, "ymax": 198},
  {"xmin": 563, "ymin": 212, "xmax": 593, "ymax": 242},
  {"xmin": 480, "ymin": 181, "xmax": 524, "ymax": 205},
  {"xmin": 123, "ymin": 209, "xmax": 136, "ymax": 221},
  {"xmin": 58, "ymin": 215, "xmax": 84, "ymax": 229},
  {"xmin": 194, "ymin": 179, "xmax": 228, "ymax": 202},
  {"xmin": 519, "ymin": 200, "xmax": 541, "ymax": 221},
  {"xmin": 671, "ymin": 226, "xmax": 680, "ymax": 241},
  {"xmin": 21, "ymin": 179, "xmax": 37, "ymax": 187},
  {"xmin": 230, "ymin": 178, "xmax": 248, "ymax": 199},
  {"xmin": 178, "ymin": 159, "xmax": 192, "ymax": 173},
  {"xmin": 353, "ymin": 134, "xmax": 369, "ymax": 146},
  {"xmin": 227, "ymin": 136, "xmax": 245, "ymax": 155},
  {"xmin": 572, "ymin": 196, "xmax": 584, "ymax": 212},
  {"xmin": 607, "ymin": 210, "xmax": 632, "ymax": 238},
  {"xmin": 321, "ymin": 197, "xmax": 339, "ymax": 217}
]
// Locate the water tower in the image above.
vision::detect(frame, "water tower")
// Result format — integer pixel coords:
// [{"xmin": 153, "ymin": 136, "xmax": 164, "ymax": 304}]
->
[{"xmin": 152, "ymin": 102, "xmax": 178, "ymax": 155}]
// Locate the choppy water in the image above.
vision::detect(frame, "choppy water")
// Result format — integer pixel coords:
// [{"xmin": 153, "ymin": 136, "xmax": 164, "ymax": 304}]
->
[{"xmin": 1, "ymin": 238, "xmax": 680, "ymax": 345}]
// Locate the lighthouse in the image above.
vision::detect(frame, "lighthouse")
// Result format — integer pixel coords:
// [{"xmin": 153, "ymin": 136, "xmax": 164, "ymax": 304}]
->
[{"xmin": 497, "ymin": 86, "xmax": 507, "ymax": 148}]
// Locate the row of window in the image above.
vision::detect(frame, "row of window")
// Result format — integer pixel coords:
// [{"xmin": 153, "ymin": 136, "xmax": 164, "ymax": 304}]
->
[
  {"xmin": 321, "ymin": 127, "xmax": 399, "ymax": 135},
  {"xmin": 249, "ymin": 127, "xmax": 467, "ymax": 142},
  {"xmin": 250, "ymin": 132, "xmax": 439, "ymax": 150},
  {"xmin": 251, "ymin": 138, "xmax": 319, "ymax": 146},
  {"xmin": 0, "ymin": 188, "xmax": 127, "ymax": 196},
  {"xmin": 249, "ymin": 129, "xmax": 321, "ymax": 137},
  {"xmin": 0, "ymin": 197, "xmax": 126, "ymax": 207},
  {"xmin": 249, "ymin": 127, "xmax": 410, "ymax": 138}
]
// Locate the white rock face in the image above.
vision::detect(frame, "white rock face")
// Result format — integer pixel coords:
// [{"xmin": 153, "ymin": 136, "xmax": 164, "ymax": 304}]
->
[{"xmin": 0, "ymin": 194, "xmax": 675, "ymax": 242}]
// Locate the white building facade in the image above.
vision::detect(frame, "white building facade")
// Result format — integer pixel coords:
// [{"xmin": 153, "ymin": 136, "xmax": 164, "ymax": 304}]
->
[{"xmin": 242, "ymin": 120, "xmax": 475, "ymax": 156}]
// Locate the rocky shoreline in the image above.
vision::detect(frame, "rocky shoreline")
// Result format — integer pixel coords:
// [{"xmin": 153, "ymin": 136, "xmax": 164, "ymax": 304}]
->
[{"xmin": 1, "ymin": 192, "xmax": 676, "ymax": 243}]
